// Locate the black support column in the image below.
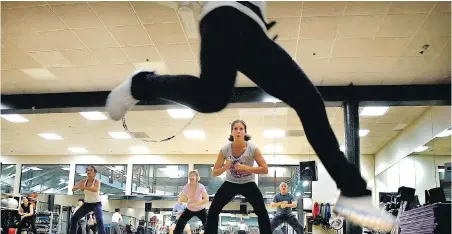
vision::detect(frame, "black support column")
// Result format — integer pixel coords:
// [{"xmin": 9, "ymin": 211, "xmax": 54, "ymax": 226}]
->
[{"xmin": 343, "ymin": 101, "xmax": 362, "ymax": 234}]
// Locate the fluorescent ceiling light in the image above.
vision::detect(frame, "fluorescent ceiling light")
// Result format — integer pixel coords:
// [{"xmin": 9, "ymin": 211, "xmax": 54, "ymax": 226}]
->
[
  {"xmin": 167, "ymin": 109, "xmax": 194, "ymax": 119},
  {"xmin": 68, "ymin": 147, "xmax": 88, "ymax": 154},
  {"xmin": 1, "ymin": 114, "xmax": 29, "ymax": 123},
  {"xmin": 414, "ymin": 146, "xmax": 428, "ymax": 152},
  {"xmin": 79, "ymin": 112, "xmax": 107, "ymax": 120},
  {"xmin": 108, "ymin": 132, "xmax": 131, "ymax": 139},
  {"xmin": 183, "ymin": 130, "xmax": 206, "ymax": 139},
  {"xmin": 264, "ymin": 129, "xmax": 286, "ymax": 138},
  {"xmin": 436, "ymin": 128, "xmax": 452, "ymax": 138},
  {"xmin": 129, "ymin": 146, "xmax": 149, "ymax": 154},
  {"xmin": 359, "ymin": 129, "xmax": 370, "ymax": 137},
  {"xmin": 360, "ymin": 107, "xmax": 389, "ymax": 116},
  {"xmin": 38, "ymin": 133, "xmax": 63, "ymax": 140}
]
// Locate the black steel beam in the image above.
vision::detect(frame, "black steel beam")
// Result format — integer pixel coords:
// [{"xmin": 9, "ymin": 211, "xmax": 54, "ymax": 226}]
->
[{"xmin": 1, "ymin": 84, "xmax": 450, "ymax": 114}]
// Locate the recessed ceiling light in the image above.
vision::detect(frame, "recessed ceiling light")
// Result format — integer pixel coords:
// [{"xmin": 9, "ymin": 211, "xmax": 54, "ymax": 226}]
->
[
  {"xmin": 183, "ymin": 130, "xmax": 206, "ymax": 139},
  {"xmin": 129, "ymin": 146, "xmax": 150, "ymax": 154},
  {"xmin": 38, "ymin": 133, "xmax": 63, "ymax": 140},
  {"xmin": 436, "ymin": 128, "xmax": 452, "ymax": 138},
  {"xmin": 79, "ymin": 112, "xmax": 108, "ymax": 120},
  {"xmin": 360, "ymin": 107, "xmax": 389, "ymax": 116},
  {"xmin": 68, "ymin": 147, "xmax": 88, "ymax": 153},
  {"xmin": 414, "ymin": 146, "xmax": 428, "ymax": 152},
  {"xmin": 1, "ymin": 114, "xmax": 29, "ymax": 123},
  {"xmin": 167, "ymin": 109, "xmax": 194, "ymax": 119},
  {"xmin": 359, "ymin": 129, "xmax": 370, "ymax": 137},
  {"xmin": 108, "ymin": 132, "xmax": 132, "ymax": 139},
  {"xmin": 264, "ymin": 129, "xmax": 286, "ymax": 138}
]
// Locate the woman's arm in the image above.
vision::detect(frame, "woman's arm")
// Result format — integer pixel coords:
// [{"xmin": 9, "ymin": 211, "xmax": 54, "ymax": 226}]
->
[
  {"xmin": 212, "ymin": 151, "xmax": 231, "ymax": 177},
  {"xmin": 84, "ymin": 179, "xmax": 101, "ymax": 192},
  {"xmin": 196, "ymin": 190, "xmax": 209, "ymax": 206},
  {"xmin": 234, "ymin": 149, "xmax": 268, "ymax": 174}
]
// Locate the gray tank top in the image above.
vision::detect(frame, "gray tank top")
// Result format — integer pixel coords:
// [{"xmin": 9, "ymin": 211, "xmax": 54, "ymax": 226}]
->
[{"xmin": 221, "ymin": 142, "xmax": 258, "ymax": 184}]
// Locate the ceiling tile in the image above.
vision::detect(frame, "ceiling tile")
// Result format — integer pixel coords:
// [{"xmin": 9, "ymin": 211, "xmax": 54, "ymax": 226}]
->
[
  {"xmin": 322, "ymin": 72, "xmax": 358, "ymax": 85},
  {"xmin": 403, "ymin": 32, "xmax": 450, "ymax": 60},
  {"xmin": 1, "ymin": 57, "xmax": 15, "ymax": 70},
  {"xmin": 130, "ymin": 2, "xmax": 179, "ymax": 24},
  {"xmin": 1, "ymin": 34, "xmax": 22, "ymax": 54},
  {"xmin": 277, "ymin": 40, "xmax": 297, "ymax": 58},
  {"xmin": 296, "ymin": 58, "xmax": 329, "ymax": 77},
  {"xmin": 76, "ymin": 65, "xmax": 111, "ymax": 81},
  {"xmin": 28, "ymin": 51, "xmax": 72, "ymax": 68},
  {"xmin": 429, "ymin": 42, "xmax": 451, "ymax": 72},
  {"xmin": 411, "ymin": 70, "xmax": 451, "ymax": 85},
  {"xmin": 376, "ymin": 14, "xmax": 428, "ymax": 38},
  {"xmin": 107, "ymin": 25, "xmax": 152, "ymax": 47},
  {"xmin": 1, "ymin": 9, "xmax": 29, "ymax": 34},
  {"xmin": 327, "ymin": 57, "xmax": 362, "ymax": 73},
  {"xmin": 47, "ymin": 67, "xmax": 82, "ymax": 81},
  {"xmin": 166, "ymin": 61, "xmax": 199, "ymax": 76},
  {"xmin": 50, "ymin": 3, "xmax": 103, "ymax": 29},
  {"xmin": 418, "ymin": 13, "xmax": 451, "ymax": 38},
  {"xmin": 3, "ymin": 52, "xmax": 42, "ymax": 69},
  {"xmin": 21, "ymin": 68, "xmax": 58, "ymax": 81},
  {"xmin": 393, "ymin": 57, "xmax": 432, "ymax": 75},
  {"xmin": 156, "ymin": 43, "xmax": 194, "ymax": 61},
  {"xmin": 367, "ymin": 38, "xmax": 411, "ymax": 57},
  {"xmin": 344, "ymin": 2, "xmax": 390, "ymax": 15},
  {"xmin": 359, "ymin": 57, "xmax": 398, "ymax": 73},
  {"xmin": 382, "ymin": 71, "xmax": 415, "ymax": 85},
  {"xmin": 268, "ymin": 17, "xmax": 300, "ymax": 40},
  {"xmin": 144, "ymin": 23, "xmax": 186, "ymax": 45},
  {"xmin": 236, "ymin": 72, "xmax": 257, "ymax": 87},
  {"xmin": 432, "ymin": 1, "xmax": 451, "ymax": 14},
  {"xmin": 388, "ymin": 2, "xmax": 436, "ymax": 14},
  {"xmin": 0, "ymin": 81, "xmax": 23, "ymax": 94},
  {"xmin": 1, "ymin": 69, "xmax": 30, "ymax": 83},
  {"xmin": 2, "ymin": 1, "xmax": 46, "ymax": 8},
  {"xmin": 58, "ymin": 49, "xmax": 102, "ymax": 66},
  {"xmin": 297, "ymin": 38, "xmax": 334, "ymax": 58},
  {"xmin": 302, "ymin": 2, "xmax": 346, "ymax": 17},
  {"xmin": 105, "ymin": 63, "xmax": 136, "ymax": 80},
  {"xmin": 38, "ymin": 30, "xmax": 85, "ymax": 50},
  {"xmin": 90, "ymin": 48, "xmax": 130, "ymax": 65},
  {"xmin": 349, "ymin": 73, "xmax": 384, "ymax": 85},
  {"xmin": 122, "ymin": 46, "xmax": 162, "ymax": 63},
  {"xmin": 267, "ymin": 1, "xmax": 302, "ymax": 18},
  {"xmin": 13, "ymin": 6, "xmax": 67, "ymax": 31},
  {"xmin": 89, "ymin": 2, "xmax": 140, "ymax": 26},
  {"xmin": 190, "ymin": 43, "xmax": 200, "ymax": 60},
  {"xmin": 332, "ymin": 38, "xmax": 373, "ymax": 57},
  {"xmin": 338, "ymin": 15, "xmax": 385, "ymax": 38},
  {"xmin": 6, "ymin": 31, "xmax": 55, "ymax": 52},
  {"xmin": 73, "ymin": 27, "xmax": 118, "ymax": 49},
  {"xmin": 299, "ymin": 16, "xmax": 340, "ymax": 39}
]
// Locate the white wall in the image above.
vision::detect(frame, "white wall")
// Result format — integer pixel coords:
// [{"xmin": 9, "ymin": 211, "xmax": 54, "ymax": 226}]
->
[
  {"xmin": 374, "ymin": 106, "xmax": 451, "ymax": 175},
  {"xmin": 375, "ymin": 154, "xmax": 450, "ymax": 204}
]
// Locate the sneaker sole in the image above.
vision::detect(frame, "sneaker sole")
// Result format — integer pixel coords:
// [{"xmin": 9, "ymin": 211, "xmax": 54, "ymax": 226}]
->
[{"xmin": 333, "ymin": 205, "xmax": 396, "ymax": 232}]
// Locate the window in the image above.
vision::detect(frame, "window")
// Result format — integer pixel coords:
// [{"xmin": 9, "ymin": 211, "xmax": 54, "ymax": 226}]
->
[
  {"xmin": 193, "ymin": 164, "xmax": 225, "ymax": 195},
  {"xmin": 1, "ymin": 164, "xmax": 16, "ymax": 194},
  {"xmin": 258, "ymin": 165, "xmax": 312, "ymax": 198},
  {"xmin": 21, "ymin": 164, "xmax": 70, "ymax": 194},
  {"xmin": 74, "ymin": 165, "xmax": 127, "ymax": 195},
  {"xmin": 132, "ymin": 165, "xmax": 188, "ymax": 195}
]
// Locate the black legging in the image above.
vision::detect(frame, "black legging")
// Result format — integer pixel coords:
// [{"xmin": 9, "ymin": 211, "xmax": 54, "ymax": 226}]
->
[
  {"xmin": 131, "ymin": 6, "xmax": 370, "ymax": 197},
  {"xmin": 173, "ymin": 208, "xmax": 207, "ymax": 234},
  {"xmin": 205, "ymin": 182, "xmax": 270, "ymax": 234},
  {"xmin": 17, "ymin": 216, "xmax": 37, "ymax": 234}
]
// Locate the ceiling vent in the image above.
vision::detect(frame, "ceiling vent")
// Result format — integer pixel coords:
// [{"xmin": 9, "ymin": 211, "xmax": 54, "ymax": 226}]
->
[
  {"xmin": 131, "ymin": 132, "xmax": 150, "ymax": 139},
  {"xmin": 286, "ymin": 130, "xmax": 305, "ymax": 137}
]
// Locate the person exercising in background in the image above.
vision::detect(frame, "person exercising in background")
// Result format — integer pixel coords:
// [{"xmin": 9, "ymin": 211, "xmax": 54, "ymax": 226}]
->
[
  {"xmin": 169, "ymin": 194, "xmax": 191, "ymax": 234},
  {"xmin": 270, "ymin": 182, "xmax": 304, "ymax": 234},
  {"xmin": 17, "ymin": 196, "xmax": 38, "ymax": 234},
  {"xmin": 74, "ymin": 199, "xmax": 87, "ymax": 234}
]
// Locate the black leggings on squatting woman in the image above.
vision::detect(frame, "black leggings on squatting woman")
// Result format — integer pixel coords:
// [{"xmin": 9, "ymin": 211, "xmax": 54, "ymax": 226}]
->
[{"xmin": 131, "ymin": 4, "xmax": 370, "ymax": 217}]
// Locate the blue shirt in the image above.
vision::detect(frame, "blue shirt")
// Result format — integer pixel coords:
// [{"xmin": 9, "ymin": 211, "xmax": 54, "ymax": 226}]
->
[
  {"xmin": 172, "ymin": 203, "xmax": 186, "ymax": 219},
  {"xmin": 273, "ymin": 193, "xmax": 295, "ymax": 215}
]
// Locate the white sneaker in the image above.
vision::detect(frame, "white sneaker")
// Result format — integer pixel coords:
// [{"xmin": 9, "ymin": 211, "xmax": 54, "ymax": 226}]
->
[
  {"xmin": 106, "ymin": 72, "xmax": 140, "ymax": 121},
  {"xmin": 333, "ymin": 195, "xmax": 397, "ymax": 232}
]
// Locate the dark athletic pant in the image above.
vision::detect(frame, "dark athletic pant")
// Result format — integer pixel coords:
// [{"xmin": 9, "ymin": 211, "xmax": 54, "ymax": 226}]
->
[
  {"xmin": 271, "ymin": 214, "xmax": 304, "ymax": 234},
  {"xmin": 70, "ymin": 202, "xmax": 105, "ymax": 234},
  {"xmin": 130, "ymin": 6, "xmax": 370, "ymax": 198},
  {"xmin": 173, "ymin": 208, "xmax": 207, "ymax": 234},
  {"xmin": 203, "ymin": 182, "xmax": 270, "ymax": 234},
  {"xmin": 17, "ymin": 216, "xmax": 38, "ymax": 234}
]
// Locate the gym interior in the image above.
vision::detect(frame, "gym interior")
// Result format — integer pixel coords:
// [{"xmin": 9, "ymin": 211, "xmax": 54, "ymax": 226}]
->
[{"xmin": 0, "ymin": 1, "xmax": 451, "ymax": 234}]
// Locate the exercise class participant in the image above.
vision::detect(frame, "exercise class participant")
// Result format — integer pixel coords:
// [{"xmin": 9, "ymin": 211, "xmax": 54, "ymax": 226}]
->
[
  {"xmin": 74, "ymin": 199, "xmax": 87, "ymax": 234},
  {"xmin": 205, "ymin": 120, "xmax": 271, "ymax": 234},
  {"xmin": 173, "ymin": 170, "xmax": 208, "ymax": 234},
  {"xmin": 106, "ymin": 1, "xmax": 395, "ymax": 231},
  {"xmin": 169, "ymin": 195, "xmax": 191, "ymax": 234},
  {"xmin": 111, "ymin": 208, "xmax": 123, "ymax": 234},
  {"xmin": 270, "ymin": 182, "xmax": 303, "ymax": 234},
  {"xmin": 17, "ymin": 196, "xmax": 38, "ymax": 234},
  {"xmin": 70, "ymin": 166, "xmax": 105, "ymax": 234}
]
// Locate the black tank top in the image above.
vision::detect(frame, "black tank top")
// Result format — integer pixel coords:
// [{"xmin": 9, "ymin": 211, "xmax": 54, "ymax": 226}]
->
[{"xmin": 21, "ymin": 203, "xmax": 32, "ymax": 213}]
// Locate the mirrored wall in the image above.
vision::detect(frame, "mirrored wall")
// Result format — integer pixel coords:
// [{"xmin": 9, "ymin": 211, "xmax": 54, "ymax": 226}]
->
[
  {"xmin": 21, "ymin": 164, "xmax": 70, "ymax": 194},
  {"xmin": 74, "ymin": 164, "xmax": 127, "ymax": 195},
  {"xmin": 131, "ymin": 164, "xmax": 188, "ymax": 195},
  {"xmin": 1, "ymin": 164, "xmax": 16, "ymax": 193}
]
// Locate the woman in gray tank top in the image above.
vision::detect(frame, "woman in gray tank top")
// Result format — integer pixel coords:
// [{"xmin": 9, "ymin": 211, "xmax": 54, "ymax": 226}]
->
[{"xmin": 205, "ymin": 120, "xmax": 271, "ymax": 233}]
